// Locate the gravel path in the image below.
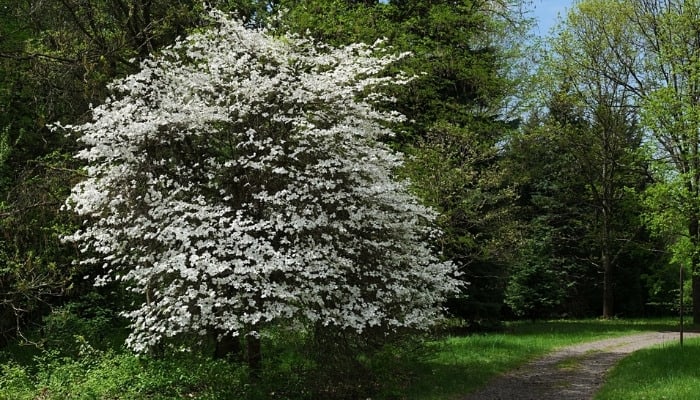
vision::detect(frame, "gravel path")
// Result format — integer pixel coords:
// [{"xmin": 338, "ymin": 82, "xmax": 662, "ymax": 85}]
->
[{"xmin": 461, "ymin": 331, "xmax": 700, "ymax": 400}]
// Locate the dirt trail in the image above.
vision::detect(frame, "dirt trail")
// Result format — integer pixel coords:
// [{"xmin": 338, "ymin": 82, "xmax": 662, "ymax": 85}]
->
[{"xmin": 461, "ymin": 331, "xmax": 700, "ymax": 400}]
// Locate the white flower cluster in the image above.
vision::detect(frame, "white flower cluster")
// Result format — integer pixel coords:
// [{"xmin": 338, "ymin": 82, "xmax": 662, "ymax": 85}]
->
[{"xmin": 62, "ymin": 10, "xmax": 460, "ymax": 352}]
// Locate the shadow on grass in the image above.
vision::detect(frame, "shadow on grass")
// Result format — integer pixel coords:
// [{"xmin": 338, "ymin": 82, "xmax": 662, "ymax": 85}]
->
[{"xmin": 407, "ymin": 336, "xmax": 549, "ymax": 399}]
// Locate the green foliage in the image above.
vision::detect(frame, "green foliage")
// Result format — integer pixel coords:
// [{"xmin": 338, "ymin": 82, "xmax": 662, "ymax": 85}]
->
[
  {"xmin": 512, "ymin": 25, "xmax": 657, "ymax": 316},
  {"xmin": 406, "ymin": 121, "xmax": 516, "ymax": 326},
  {"xmin": 0, "ymin": 349, "xmax": 248, "ymax": 400},
  {"xmin": 641, "ymin": 261, "xmax": 690, "ymax": 315},
  {"xmin": 274, "ymin": 0, "xmax": 394, "ymax": 45},
  {"xmin": 0, "ymin": 251, "xmax": 63, "ymax": 341},
  {"xmin": 388, "ymin": 0, "xmax": 528, "ymax": 324},
  {"xmin": 0, "ymin": 301, "xmax": 431, "ymax": 400},
  {"xmin": 505, "ymin": 233, "xmax": 568, "ymax": 319},
  {"xmin": 643, "ymin": 175, "xmax": 697, "ymax": 266},
  {"xmin": 384, "ymin": 1, "xmax": 522, "ymax": 139},
  {"xmin": 0, "ymin": 151, "xmax": 81, "ymax": 344},
  {"xmin": 506, "ymin": 119, "xmax": 600, "ymax": 317},
  {"xmin": 0, "ymin": 301, "xmax": 246, "ymax": 399},
  {"xmin": 39, "ymin": 294, "xmax": 128, "ymax": 355},
  {"xmin": 298, "ymin": 327, "xmax": 431, "ymax": 400},
  {"xmin": 558, "ymin": 0, "xmax": 700, "ymax": 320}
]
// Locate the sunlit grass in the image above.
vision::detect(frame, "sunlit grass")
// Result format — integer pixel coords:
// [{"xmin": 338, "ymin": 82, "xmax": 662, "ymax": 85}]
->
[
  {"xmin": 408, "ymin": 318, "xmax": 683, "ymax": 400},
  {"xmin": 595, "ymin": 337, "xmax": 700, "ymax": 400}
]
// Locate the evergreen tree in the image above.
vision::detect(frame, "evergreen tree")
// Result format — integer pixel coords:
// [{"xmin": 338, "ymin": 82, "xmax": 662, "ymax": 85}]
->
[{"xmin": 276, "ymin": 0, "xmax": 531, "ymax": 326}]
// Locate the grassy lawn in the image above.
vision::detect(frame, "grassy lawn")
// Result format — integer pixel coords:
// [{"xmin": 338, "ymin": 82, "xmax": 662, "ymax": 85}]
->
[
  {"xmin": 409, "ymin": 319, "xmax": 682, "ymax": 400},
  {"xmin": 595, "ymin": 337, "xmax": 700, "ymax": 400}
]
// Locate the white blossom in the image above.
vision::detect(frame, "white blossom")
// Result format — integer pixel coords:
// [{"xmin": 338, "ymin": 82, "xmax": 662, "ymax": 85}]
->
[{"xmin": 62, "ymin": 10, "xmax": 460, "ymax": 352}]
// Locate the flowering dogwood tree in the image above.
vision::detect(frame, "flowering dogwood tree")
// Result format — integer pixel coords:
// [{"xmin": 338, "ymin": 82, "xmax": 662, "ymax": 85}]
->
[{"xmin": 61, "ymin": 10, "xmax": 459, "ymax": 353}]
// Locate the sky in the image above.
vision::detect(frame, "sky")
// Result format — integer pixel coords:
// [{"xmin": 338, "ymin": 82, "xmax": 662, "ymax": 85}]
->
[{"xmin": 530, "ymin": 0, "xmax": 576, "ymax": 36}]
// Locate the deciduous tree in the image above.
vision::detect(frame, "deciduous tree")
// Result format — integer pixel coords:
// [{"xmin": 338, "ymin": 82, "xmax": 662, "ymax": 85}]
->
[
  {"xmin": 61, "ymin": 11, "xmax": 459, "ymax": 355},
  {"xmin": 559, "ymin": 0, "xmax": 700, "ymax": 321},
  {"xmin": 0, "ymin": 0, "xmax": 266, "ymax": 343}
]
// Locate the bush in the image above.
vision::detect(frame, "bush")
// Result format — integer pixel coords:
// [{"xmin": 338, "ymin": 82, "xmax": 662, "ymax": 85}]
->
[
  {"xmin": 0, "ymin": 362, "xmax": 34, "ymax": 399},
  {"xmin": 0, "ymin": 345, "xmax": 248, "ymax": 399},
  {"xmin": 0, "ymin": 300, "xmax": 432, "ymax": 400}
]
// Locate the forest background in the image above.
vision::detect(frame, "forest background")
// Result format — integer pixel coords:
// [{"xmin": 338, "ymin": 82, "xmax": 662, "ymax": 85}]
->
[{"xmin": 0, "ymin": 0, "xmax": 698, "ymax": 398}]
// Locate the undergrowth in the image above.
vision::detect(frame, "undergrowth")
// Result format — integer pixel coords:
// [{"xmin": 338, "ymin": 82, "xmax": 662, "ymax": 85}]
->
[{"xmin": 0, "ymin": 301, "xmax": 683, "ymax": 400}]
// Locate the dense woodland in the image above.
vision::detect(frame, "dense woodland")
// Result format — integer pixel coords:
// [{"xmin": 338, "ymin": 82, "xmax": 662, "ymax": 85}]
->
[{"xmin": 1, "ymin": 0, "xmax": 699, "ymax": 398}]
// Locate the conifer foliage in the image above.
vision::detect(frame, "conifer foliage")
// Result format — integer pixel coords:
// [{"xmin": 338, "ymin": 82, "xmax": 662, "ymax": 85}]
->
[{"xmin": 60, "ymin": 10, "xmax": 459, "ymax": 352}]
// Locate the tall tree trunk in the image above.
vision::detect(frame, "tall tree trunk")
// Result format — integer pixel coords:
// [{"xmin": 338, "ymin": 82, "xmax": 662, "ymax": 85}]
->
[
  {"xmin": 691, "ymin": 216, "xmax": 700, "ymax": 323},
  {"xmin": 690, "ymin": 131, "xmax": 700, "ymax": 323},
  {"xmin": 601, "ymin": 193, "xmax": 614, "ymax": 319},
  {"xmin": 693, "ymin": 271, "xmax": 700, "ymax": 324},
  {"xmin": 602, "ymin": 250, "xmax": 614, "ymax": 318}
]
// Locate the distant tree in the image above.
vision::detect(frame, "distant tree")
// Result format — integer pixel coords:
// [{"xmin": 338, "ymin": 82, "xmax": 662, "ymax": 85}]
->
[
  {"xmin": 507, "ymin": 74, "xmax": 649, "ymax": 318},
  {"xmin": 61, "ymin": 11, "xmax": 459, "ymax": 361},
  {"xmin": 549, "ymin": 0, "xmax": 648, "ymax": 318},
  {"xmin": 505, "ymin": 111, "xmax": 597, "ymax": 318},
  {"xmin": 559, "ymin": 0, "xmax": 700, "ymax": 321},
  {"xmin": 384, "ymin": 0, "xmax": 528, "ymax": 327}
]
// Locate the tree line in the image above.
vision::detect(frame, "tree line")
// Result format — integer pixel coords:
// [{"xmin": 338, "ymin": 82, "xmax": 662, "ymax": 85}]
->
[{"xmin": 0, "ymin": 0, "xmax": 697, "ymax": 354}]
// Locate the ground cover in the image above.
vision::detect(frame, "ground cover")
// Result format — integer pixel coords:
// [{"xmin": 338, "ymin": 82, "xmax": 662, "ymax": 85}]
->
[
  {"xmin": 0, "ymin": 318, "xmax": 682, "ymax": 399},
  {"xmin": 595, "ymin": 336, "xmax": 700, "ymax": 400}
]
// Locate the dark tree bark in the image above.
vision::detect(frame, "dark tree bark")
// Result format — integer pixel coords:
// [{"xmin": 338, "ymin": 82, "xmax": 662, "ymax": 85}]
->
[
  {"xmin": 214, "ymin": 331, "xmax": 242, "ymax": 360},
  {"xmin": 246, "ymin": 335, "xmax": 262, "ymax": 375}
]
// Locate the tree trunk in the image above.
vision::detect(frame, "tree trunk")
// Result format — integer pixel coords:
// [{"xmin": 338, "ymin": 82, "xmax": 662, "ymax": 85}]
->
[
  {"xmin": 214, "ymin": 331, "xmax": 241, "ymax": 360},
  {"xmin": 692, "ymin": 272, "xmax": 700, "ymax": 324},
  {"xmin": 601, "ymin": 195, "xmax": 614, "ymax": 319},
  {"xmin": 602, "ymin": 251, "xmax": 614, "ymax": 318},
  {"xmin": 246, "ymin": 335, "xmax": 262, "ymax": 375},
  {"xmin": 690, "ymin": 217, "xmax": 700, "ymax": 323}
]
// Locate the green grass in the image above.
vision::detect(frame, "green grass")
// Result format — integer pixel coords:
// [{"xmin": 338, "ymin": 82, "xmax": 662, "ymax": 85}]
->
[
  {"xmin": 595, "ymin": 337, "xmax": 700, "ymax": 400},
  {"xmin": 408, "ymin": 318, "xmax": 683, "ymax": 400}
]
